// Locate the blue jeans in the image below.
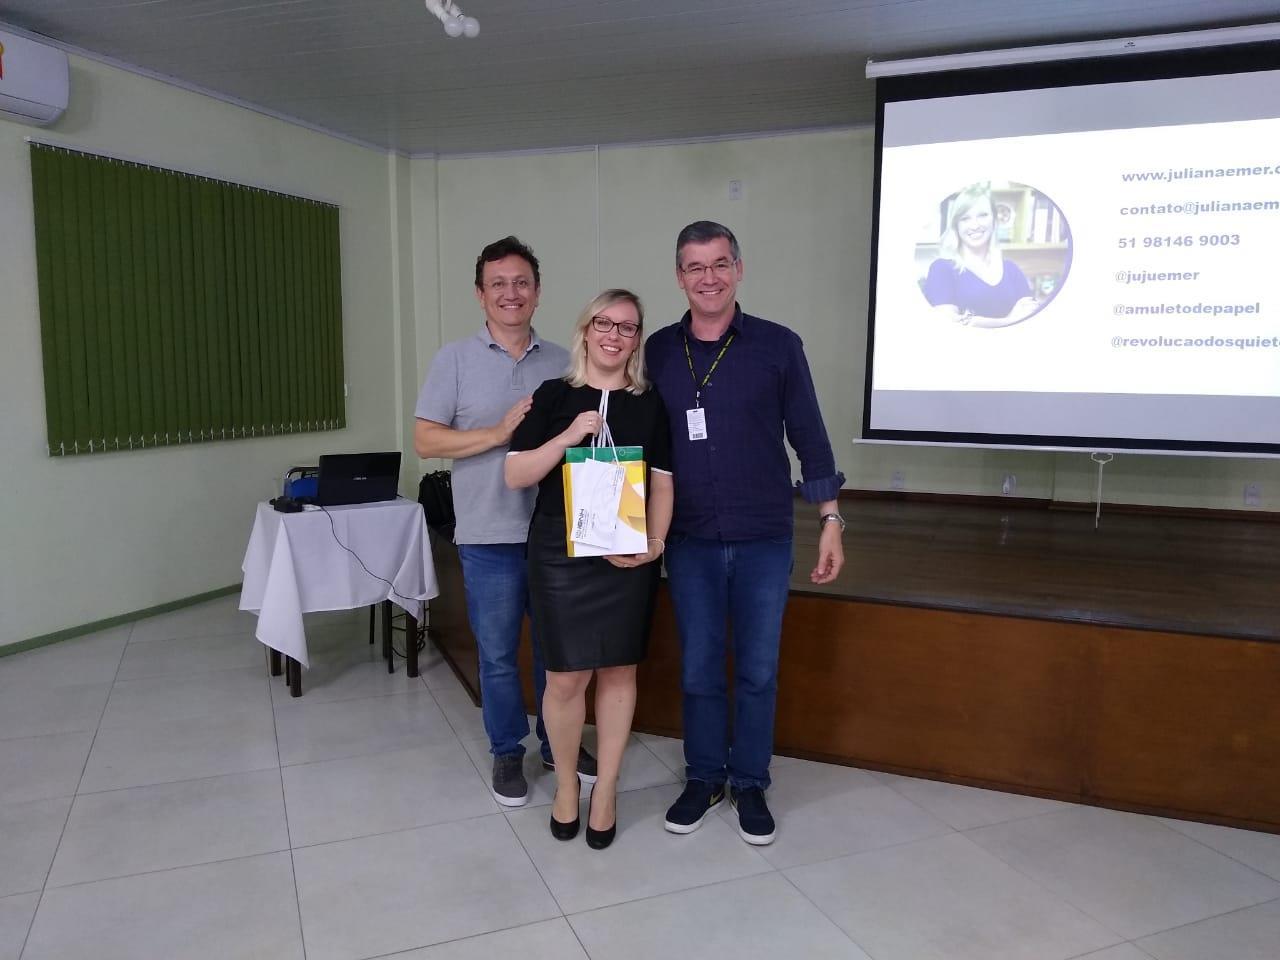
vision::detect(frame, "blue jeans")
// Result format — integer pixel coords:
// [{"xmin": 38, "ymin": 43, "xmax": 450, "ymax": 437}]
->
[
  {"xmin": 456, "ymin": 543, "xmax": 549, "ymax": 760},
  {"xmin": 664, "ymin": 534, "xmax": 793, "ymax": 791}
]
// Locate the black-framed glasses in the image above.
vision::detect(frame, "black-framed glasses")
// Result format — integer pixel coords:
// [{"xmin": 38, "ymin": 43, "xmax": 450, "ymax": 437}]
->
[
  {"xmin": 590, "ymin": 316, "xmax": 640, "ymax": 338},
  {"xmin": 680, "ymin": 258, "xmax": 737, "ymax": 279}
]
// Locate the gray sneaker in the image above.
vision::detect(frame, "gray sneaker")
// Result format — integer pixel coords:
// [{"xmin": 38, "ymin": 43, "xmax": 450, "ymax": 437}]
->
[
  {"xmin": 492, "ymin": 754, "xmax": 529, "ymax": 807},
  {"xmin": 541, "ymin": 745, "xmax": 599, "ymax": 784}
]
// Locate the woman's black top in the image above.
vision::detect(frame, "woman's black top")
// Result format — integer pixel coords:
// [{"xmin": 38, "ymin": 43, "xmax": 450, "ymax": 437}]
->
[{"xmin": 509, "ymin": 378, "xmax": 672, "ymax": 519}]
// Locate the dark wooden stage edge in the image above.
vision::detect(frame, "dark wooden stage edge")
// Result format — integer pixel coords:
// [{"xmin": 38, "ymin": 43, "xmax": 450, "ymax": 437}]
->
[{"xmin": 427, "ymin": 498, "xmax": 1280, "ymax": 834}]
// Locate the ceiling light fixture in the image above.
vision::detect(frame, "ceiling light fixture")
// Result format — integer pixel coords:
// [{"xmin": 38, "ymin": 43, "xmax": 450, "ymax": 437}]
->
[{"xmin": 424, "ymin": 0, "xmax": 479, "ymax": 39}]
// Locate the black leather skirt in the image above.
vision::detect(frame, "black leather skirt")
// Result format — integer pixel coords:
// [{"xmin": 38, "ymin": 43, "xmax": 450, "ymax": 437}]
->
[{"xmin": 526, "ymin": 511, "xmax": 658, "ymax": 672}]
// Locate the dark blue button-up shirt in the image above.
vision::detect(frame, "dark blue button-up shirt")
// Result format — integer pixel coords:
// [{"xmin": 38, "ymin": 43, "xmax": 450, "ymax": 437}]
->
[{"xmin": 645, "ymin": 306, "xmax": 844, "ymax": 540}]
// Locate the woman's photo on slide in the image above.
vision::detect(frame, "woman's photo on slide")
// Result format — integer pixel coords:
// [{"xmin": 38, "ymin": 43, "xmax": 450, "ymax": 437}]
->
[{"xmin": 916, "ymin": 180, "xmax": 1072, "ymax": 328}]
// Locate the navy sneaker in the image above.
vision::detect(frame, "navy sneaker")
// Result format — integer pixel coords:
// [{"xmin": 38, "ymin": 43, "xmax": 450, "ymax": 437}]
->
[
  {"xmin": 663, "ymin": 780, "xmax": 724, "ymax": 834},
  {"xmin": 541, "ymin": 745, "xmax": 599, "ymax": 784},
  {"xmin": 729, "ymin": 786, "xmax": 776, "ymax": 845}
]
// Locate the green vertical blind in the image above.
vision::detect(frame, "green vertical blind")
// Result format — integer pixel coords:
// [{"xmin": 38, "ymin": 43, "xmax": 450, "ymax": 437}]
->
[{"xmin": 30, "ymin": 143, "xmax": 345, "ymax": 456}]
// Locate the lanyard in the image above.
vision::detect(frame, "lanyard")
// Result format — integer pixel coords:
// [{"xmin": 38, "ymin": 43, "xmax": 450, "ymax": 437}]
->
[{"xmin": 683, "ymin": 332, "xmax": 735, "ymax": 407}]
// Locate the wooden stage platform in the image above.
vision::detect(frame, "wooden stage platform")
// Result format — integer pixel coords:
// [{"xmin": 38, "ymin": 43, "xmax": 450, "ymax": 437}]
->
[{"xmin": 427, "ymin": 498, "xmax": 1280, "ymax": 833}]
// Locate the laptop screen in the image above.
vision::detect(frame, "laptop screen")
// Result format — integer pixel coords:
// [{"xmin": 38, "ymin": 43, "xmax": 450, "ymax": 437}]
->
[{"xmin": 314, "ymin": 452, "xmax": 401, "ymax": 506}]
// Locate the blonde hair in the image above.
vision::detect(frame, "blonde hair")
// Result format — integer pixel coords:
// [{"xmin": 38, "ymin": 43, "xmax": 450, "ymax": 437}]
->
[
  {"xmin": 938, "ymin": 182, "xmax": 1001, "ymax": 272},
  {"xmin": 564, "ymin": 289, "xmax": 648, "ymax": 395}
]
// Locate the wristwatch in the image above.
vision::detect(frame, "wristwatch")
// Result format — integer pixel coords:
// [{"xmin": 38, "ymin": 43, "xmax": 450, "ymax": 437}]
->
[{"xmin": 819, "ymin": 512, "xmax": 846, "ymax": 533}]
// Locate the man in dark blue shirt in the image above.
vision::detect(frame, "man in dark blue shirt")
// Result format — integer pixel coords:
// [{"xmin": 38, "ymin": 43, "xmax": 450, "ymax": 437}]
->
[{"xmin": 647, "ymin": 221, "xmax": 846, "ymax": 845}]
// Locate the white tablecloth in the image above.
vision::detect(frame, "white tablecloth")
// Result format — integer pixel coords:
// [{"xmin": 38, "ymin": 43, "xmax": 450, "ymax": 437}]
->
[{"xmin": 239, "ymin": 498, "xmax": 439, "ymax": 667}]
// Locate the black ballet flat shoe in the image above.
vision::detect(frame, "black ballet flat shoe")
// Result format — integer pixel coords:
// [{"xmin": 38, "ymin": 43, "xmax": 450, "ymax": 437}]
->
[
  {"xmin": 585, "ymin": 789, "xmax": 616, "ymax": 850},
  {"xmin": 550, "ymin": 812, "xmax": 580, "ymax": 841}
]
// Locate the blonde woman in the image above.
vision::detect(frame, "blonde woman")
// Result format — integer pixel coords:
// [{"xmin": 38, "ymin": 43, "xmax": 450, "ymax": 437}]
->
[
  {"xmin": 505, "ymin": 288, "xmax": 673, "ymax": 849},
  {"xmin": 923, "ymin": 183, "xmax": 1039, "ymax": 327}
]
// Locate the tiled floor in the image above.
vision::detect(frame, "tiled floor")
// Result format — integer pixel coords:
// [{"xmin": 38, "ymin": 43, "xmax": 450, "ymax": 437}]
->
[{"xmin": 2, "ymin": 596, "xmax": 1278, "ymax": 960}]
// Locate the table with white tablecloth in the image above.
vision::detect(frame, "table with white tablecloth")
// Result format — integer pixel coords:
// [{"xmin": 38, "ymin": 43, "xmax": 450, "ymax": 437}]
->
[{"xmin": 239, "ymin": 497, "xmax": 439, "ymax": 696}]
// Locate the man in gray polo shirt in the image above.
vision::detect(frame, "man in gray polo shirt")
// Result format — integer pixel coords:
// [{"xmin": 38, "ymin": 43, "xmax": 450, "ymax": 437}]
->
[{"xmin": 414, "ymin": 236, "xmax": 594, "ymax": 806}]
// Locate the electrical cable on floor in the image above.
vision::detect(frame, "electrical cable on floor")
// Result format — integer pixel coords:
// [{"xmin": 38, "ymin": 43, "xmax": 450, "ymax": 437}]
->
[{"xmin": 388, "ymin": 612, "xmax": 428, "ymax": 660}]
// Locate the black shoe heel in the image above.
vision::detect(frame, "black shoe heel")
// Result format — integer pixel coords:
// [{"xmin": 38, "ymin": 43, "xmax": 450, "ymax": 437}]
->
[
  {"xmin": 585, "ymin": 821, "xmax": 615, "ymax": 849},
  {"xmin": 550, "ymin": 813, "xmax": 580, "ymax": 841},
  {"xmin": 550, "ymin": 778, "xmax": 581, "ymax": 841},
  {"xmin": 585, "ymin": 787, "xmax": 616, "ymax": 850}
]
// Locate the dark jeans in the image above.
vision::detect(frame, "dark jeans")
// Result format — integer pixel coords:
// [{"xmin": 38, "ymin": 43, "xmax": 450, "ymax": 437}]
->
[
  {"xmin": 456, "ymin": 543, "xmax": 549, "ymax": 760},
  {"xmin": 663, "ymin": 534, "xmax": 793, "ymax": 790}
]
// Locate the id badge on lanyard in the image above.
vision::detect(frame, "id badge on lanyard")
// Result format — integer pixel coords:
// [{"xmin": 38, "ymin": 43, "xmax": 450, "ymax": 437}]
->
[
  {"xmin": 683, "ymin": 331, "xmax": 734, "ymax": 443},
  {"xmin": 685, "ymin": 407, "xmax": 707, "ymax": 441}
]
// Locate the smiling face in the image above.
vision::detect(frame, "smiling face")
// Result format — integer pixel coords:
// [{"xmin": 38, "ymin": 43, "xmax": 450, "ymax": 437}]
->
[
  {"xmin": 584, "ymin": 299, "xmax": 641, "ymax": 378},
  {"xmin": 475, "ymin": 254, "xmax": 540, "ymax": 333},
  {"xmin": 955, "ymin": 197, "xmax": 994, "ymax": 255},
  {"xmin": 675, "ymin": 237, "xmax": 742, "ymax": 321}
]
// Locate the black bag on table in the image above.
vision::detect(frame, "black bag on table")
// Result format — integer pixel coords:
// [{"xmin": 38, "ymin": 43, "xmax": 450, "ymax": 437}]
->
[{"xmin": 417, "ymin": 470, "xmax": 456, "ymax": 542}]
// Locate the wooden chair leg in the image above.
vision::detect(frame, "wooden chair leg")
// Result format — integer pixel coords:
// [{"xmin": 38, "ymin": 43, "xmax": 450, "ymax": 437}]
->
[
  {"xmin": 382, "ymin": 599, "xmax": 393, "ymax": 673},
  {"xmin": 287, "ymin": 656, "xmax": 302, "ymax": 697},
  {"xmin": 406, "ymin": 611, "xmax": 419, "ymax": 678}
]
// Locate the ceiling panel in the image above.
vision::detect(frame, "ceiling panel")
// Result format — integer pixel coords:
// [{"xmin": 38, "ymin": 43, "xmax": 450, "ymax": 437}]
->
[{"xmin": 1, "ymin": 0, "xmax": 1277, "ymax": 154}]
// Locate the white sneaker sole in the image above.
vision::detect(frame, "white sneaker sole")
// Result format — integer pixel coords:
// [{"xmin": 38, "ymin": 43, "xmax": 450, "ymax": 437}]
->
[
  {"xmin": 736, "ymin": 826, "xmax": 775, "ymax": 845},
  {"xmin": 663, "ymin": 794, "xmax": 724, "ymax": 834},
  {"xmin": 729, "ymin": 794, "xmax": 775, "ymax": 845},
  {"xmin": 492, "ymin": 789, "xmax": 529, "ymax": 807}
]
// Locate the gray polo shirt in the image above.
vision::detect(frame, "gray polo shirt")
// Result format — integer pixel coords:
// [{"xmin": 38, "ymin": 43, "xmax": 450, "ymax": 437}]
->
[{"xmin": 415, "ymin": 326, "xmax": 570, "ymax": 544}]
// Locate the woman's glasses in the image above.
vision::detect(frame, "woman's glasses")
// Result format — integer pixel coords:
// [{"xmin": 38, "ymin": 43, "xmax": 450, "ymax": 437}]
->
[{"xmin": 590, "ymin": 316, "xmax": 640, "ymax": 338}]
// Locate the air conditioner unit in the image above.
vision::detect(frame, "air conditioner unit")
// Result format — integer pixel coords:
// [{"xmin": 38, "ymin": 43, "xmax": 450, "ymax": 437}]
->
[{"xmin": 0, "ymin": 30, "xmax": 70, "ymax": 126}]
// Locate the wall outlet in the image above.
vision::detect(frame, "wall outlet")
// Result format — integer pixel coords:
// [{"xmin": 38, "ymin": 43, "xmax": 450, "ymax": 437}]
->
[
  {"xmin": 890, "ymin": 470, "xmax": 906, "ymax": 491},
  {"xmin": 728, "ymin": 178, "xmax": 744, "ymax": 201},
  {"xmin": 1244, "ymin": 482, "xmax": 1261, "ymax": 507},
  {"xmin": 1001, "ymin": 473, "xmax": 1017, "ymax": 496}
]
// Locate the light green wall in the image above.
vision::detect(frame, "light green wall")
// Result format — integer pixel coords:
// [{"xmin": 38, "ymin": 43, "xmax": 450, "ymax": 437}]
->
[
  {"xmin": 388, "ymin": 152, "xmax": 422, "ymax": 491},
  {"xmin": 0, "ymin": 55, "xmax": 400, "ymax": 649},
  {"xmin": 1051, "ymin": 450, "xmax": 1278, "ymax": 510},
  {"xmin": 412, "ymin": 128, "xmax": 1277, "ymax": 513},
  {"xmin": 435, "ymin": 149, "xmax": 601, "ymax": 350},
  {"xmin": 408, "ymin": 158, "xmax": 442, "ymax": 473}
]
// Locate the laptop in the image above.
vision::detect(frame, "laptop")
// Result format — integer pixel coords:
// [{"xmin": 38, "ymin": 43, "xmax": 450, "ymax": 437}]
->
[{"xmin": 313, "ymin": 452, "xmax": 401, "ymax": 506}]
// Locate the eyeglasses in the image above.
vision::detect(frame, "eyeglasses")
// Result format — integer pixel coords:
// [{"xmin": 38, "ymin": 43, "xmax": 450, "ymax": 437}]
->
[
  {"xmin": 680, "ymin": 258, "xmax": 737, "ymax": 279},
  {"xmin": 590, "ymin": 316, "xmax": 640, "ymax": 338},
  {"xmin": 484, "ymin": 278, "xmax": 533, "ymax": 294}
]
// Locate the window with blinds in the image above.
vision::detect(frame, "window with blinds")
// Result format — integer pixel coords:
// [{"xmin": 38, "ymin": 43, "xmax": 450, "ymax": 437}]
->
[{"xmin": 30, "ymin": 143, "xmax": 346, "ymax": 456}]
